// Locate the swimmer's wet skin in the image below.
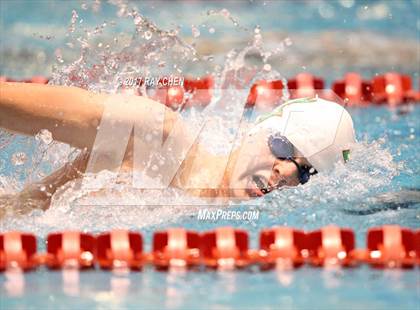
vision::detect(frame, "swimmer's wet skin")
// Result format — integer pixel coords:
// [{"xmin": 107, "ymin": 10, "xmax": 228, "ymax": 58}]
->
[{"xmin": 0, "ymin": 82, "xmax": 356, "ymax": 212}]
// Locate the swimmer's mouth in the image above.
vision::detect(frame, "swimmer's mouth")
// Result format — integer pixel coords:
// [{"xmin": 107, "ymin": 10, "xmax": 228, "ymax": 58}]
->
[
  {"xmin": 252, "ymin": 175, "xmax": 270, "ymax": 196},
  {"xmin": 250, "ymin": 175, "xmax": 287, "ymax": 197}
]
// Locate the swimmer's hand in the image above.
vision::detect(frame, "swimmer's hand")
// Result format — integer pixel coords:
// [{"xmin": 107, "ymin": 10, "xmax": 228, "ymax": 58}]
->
[{"xmin": 0, "ymin": 150, "xmax": 90, "ymax": 219}]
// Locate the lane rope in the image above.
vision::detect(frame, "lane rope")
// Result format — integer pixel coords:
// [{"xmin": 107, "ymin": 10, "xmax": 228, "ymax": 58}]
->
[
  {"xmin": 2, "ymin": 72, "xmax": 419, "ymax": 108},
  {"xmin": 1, "ymin": 225, "xmax": 419, "ymax": 271}
]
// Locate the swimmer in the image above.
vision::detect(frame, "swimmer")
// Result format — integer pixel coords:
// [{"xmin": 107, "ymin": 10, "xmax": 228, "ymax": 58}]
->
[{"xmin": 0, "ymin": 82, "xmax": 356, "ymax": 212}]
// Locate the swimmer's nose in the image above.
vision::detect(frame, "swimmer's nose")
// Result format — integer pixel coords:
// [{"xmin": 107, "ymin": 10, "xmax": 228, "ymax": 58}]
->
[{"xmin": 270, "ymin": 160, "xmax": 299, "ymax": 187}]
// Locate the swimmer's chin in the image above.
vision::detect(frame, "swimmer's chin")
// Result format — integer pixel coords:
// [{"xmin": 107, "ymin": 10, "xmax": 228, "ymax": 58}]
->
[{"xmin": 193, "ymin": 187, "xmax": 263, "ymax": 201}]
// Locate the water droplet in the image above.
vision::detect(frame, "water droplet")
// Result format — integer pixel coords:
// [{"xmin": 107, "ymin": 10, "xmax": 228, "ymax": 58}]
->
[
  {"xmin": 254, "ymin": 26, "xmax": 260, "ymax": 34},
  {"xmin": 144, "ymin": 31, "xmax": 152, "ymax": 40},
  {"xmin": 69, "ymin": 10, "xmax": 78, "ymax": 33},
  {"xmin": 11, "ymin": 152, "xmax": 27, "ymax": 166},
  {"xmin": 220, "ymin": 8, "xmax": 230, "ymax": 18},
  {"xmin": 209, "ymin": 27, "xmax": 215, "ymax": 34},
  {"xmin": 284, "ymin": 37, "xmax": 293, "ymax": 46},
  {"xmin": 134, "ymin": 16, "xmax": 142, "ymax": 25},
  {"xmin": 35, "ymin": 129, "xmax": 53, "ymax": 144},
  {"xmin": 263, "ymin": 64, "xmax": 272, "ymax": 71},
  {"xmin": 339, "ymin": 0, "xmax": 354, "ymax": 8},
  {"xmin": 35, "ymin": 129, "xmax": 53, "ymax": 145},
  {"xmin": 318, "ymin": 3, "xmax": 335, "ymax": 19},
  {"xmin": 40, "ymin": 186, "xmax": 46, "ymax": 192},
  {"xmin": 191, "ymin": 25, "xmax": 200, "ymax": 38}
]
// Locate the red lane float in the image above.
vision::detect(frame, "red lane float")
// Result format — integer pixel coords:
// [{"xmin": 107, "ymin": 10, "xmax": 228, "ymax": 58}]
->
[
  {"xmin": 46, "ymin": 231, "xmax": 95, "ymax": 269},
  {"xmin": 366, "ymin": 225, "xmax": 417, "ymax": 268},
  {"xmin": 146, "ymin": 85, "xmax": 185, "ymax": 110},
  {"xmin": 259, "ymin": 226, "xmax": 306, "ymax": 268},
  {"xmin": 246, "ymin": 80, "xmax": 284, "ymax": 108},
  {"xmin": 97, "ymin": 230, "xmax": 144, "ymax": 270},
  {"xmin": 3, "ymin": 73, "xmax": 419, "ymax": 107},
  {"xmin": 152, "ymin": 228, "xmax": 201, "ymax": 268},
  {"xmin": 332, "ymin": 73, "xmax": 373, "ymax": 106},
  {"xmin": 416, "ymin": 230, "xmax": 420, "ymax": 266},
  {"xmin": 0, "ymin": 232, "xmax": 38, "ymax": 271},
  {"xmin": 1, "ymin": 76, "xmax": 49, "ymax": 84},
  {"xmin": 166, "ymin": 85, "xmax": 185, "ymax": 110},
  {"xmin": 306, "ymin": 226, "xmax": 356, "ymax": 267},
  {"xmin": 201, "ymin": 227, "xmax": 250, "ymax": 269},
  {"xmin": 372, "ymin": 73, "xmax": 418, "ymax": 106},
  {"xmin": 183, "ymin": 76, "xmax": 213, "ymax": 108},
  {"xmin": 27, "ymin": 76, "xmax": 49, "ymax": 84},
  {"xmin": 0, "ymin": 226, "xmax": 419, "ymax": 272},
  {"xmin": 287, "ymin": 73, "xmax": 325, "ymax": 99},
  {"xmin": 1, "ymin": 77, "xmax": 18, "ymax": 82}
]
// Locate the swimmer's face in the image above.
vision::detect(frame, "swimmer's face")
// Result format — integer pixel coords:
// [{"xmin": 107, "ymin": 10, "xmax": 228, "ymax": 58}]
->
[{"xmin": 228, "ymin": 129, "xmax": 312, "ymax": 198}]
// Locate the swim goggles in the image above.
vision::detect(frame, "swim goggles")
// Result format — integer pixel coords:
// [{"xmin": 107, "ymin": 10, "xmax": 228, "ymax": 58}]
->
[{"xmin": 267, "ymin": 132, "xmax": 318, "ymax": 185}]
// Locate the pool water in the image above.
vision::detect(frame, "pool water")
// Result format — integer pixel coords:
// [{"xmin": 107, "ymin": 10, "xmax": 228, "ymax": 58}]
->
[
  {"xmin": 1, "ymin": 105, "xmax": 419, "ymax": 310},
  {"xmin": 1, "ymin": 1, "xmax": 419, "ymax": 309},
  {"xmin": 1, "ymin": 266, "xmax": 418, "ymax": 310}
]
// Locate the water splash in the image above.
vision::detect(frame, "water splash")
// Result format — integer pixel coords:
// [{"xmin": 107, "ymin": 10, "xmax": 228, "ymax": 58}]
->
[
  {"xmin": 11, "ymin": 152, "xmax": 27, "ymax": 166},
  {"xmin": 35, "ymin": 129, "xmax": 53, "ymax": 145},
  {"xmin": 0, "ymin": 1, "xmax": 412, "ymax": 234}
]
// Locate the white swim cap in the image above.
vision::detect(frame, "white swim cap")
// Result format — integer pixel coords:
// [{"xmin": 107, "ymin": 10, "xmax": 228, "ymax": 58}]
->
[{"xmin": 250, "ymin": 97, "xmax": 356, "ymax": 171}]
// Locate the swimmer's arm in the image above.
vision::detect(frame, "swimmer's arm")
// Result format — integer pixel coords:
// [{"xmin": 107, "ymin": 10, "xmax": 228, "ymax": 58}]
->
[
  {"xmin": 0, "ymin": 82, "xmax": 106, "ymax": 150},
  {"xmin": 0, "ymin": 150, "xmax": 90, "ymax": 216},
  {"xmin": 0, "ymin": 82, "xmax": 180, "ymax": 150}
]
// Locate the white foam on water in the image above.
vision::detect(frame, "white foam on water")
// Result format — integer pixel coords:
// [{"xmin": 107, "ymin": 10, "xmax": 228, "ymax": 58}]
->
[
  {"xmin": 263, "ymin": 136, "xmax": 399, "ymax": 219},
  {"xmin": 0, "ymin": 134, "xmax": 399, "ymax": 235}
]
